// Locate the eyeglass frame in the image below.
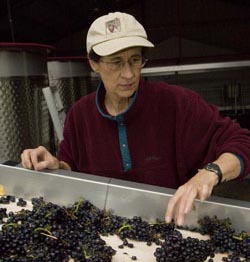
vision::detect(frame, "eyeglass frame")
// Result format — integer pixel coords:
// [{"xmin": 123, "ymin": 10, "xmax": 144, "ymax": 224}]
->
[{"xmin": 99, "ymin": 56, "xmax": 148, "ymax": 71}]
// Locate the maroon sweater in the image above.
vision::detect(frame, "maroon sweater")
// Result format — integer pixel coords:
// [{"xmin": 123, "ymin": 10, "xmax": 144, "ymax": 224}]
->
[{"xmin": 58, "ymin": 80, "xmax": 250, "ymax": 188}]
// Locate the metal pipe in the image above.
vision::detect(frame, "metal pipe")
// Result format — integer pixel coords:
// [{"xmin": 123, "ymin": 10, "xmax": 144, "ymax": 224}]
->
[{"xmin": 6, "ymin": 0, "xmax": 15, "ymax": 42}]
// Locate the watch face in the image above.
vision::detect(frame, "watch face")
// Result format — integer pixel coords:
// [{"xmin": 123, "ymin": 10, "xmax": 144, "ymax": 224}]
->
[
  {"xmin": 204, "ymin": 163, "xmax": 222, "ymax": 184},
  {"xmin": 209, "ymin": 163, "xmax": 219, "ymax": 171}
]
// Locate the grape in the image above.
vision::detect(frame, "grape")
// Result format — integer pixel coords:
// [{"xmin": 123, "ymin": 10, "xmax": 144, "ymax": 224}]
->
[
  {"xmin": 198, "ymin": 216, "xmax": 250, "ymax": 260},
  {"xmin": 0, "ymin": 196, "xmax": 249, "ymax": 261},
  {"xmin": 0, "ymin": 197, "xmax": 116, "ymax": 261},
  {"xmin": 0, "ymin": 207, "xmax": 7, "ymax": 221},
  {"xmin": 154, "ymin": 229, "xmax": 215, "ymax": 262}
]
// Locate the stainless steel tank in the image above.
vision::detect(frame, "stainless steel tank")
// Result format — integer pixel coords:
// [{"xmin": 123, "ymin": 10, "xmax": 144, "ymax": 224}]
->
[
  {"xmin": 0, "ymin": 43, "xmax": 54, "ymax": 162},
  {"xmin": 47, "ymin": 56, "xmax": 92, "ymax": 114}
]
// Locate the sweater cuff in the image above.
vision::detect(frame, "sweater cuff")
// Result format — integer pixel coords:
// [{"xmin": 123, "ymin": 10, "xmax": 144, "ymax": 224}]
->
[{"xmin": 233, "ymin": 154, "xmax": 244, "ymax": 176}]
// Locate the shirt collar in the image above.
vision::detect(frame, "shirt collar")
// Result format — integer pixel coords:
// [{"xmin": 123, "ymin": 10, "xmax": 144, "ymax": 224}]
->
[{"xmin": 95, "ymin": 81, "xmax": 138, "ymax": 121}]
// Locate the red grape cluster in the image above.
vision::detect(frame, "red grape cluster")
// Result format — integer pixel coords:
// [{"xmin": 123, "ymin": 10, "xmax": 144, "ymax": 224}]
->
[{"xmin": 0, "ymin": 196, "xmax": 249, "ymax": 262}]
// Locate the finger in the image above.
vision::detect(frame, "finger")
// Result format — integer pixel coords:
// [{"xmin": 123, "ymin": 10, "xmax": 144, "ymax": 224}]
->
[
  {"xmin": 174, "ymin": 187, "xmax": 197, "ymax": 226},
  {"xmin": 36, "ymin": 145, "xmax": 47, "ymax": 154},
  {"xmin": 198, "ymin": 184, "xmax": 212, "ymax": 201},
  {"xmin": 165, "ymin": 198, "xmax": 176, "ymax": 223},
  {"xmin": 30, "ymin": 150, "xmax": 39, "ymax": 170},
  {"xmin": 182, "ymin": 186, "xmax": 198, "ymax": 215},
  {"xmin": 34, "ymin": 160, "xmax": 51, "ymax": 170},
  {"xmin": 35, "ymin": 146, "xmax": 49, "ymax": 160},
  {"xmin": 174, "ymin": 198, "xmax": 186, "ymax": 226},
  {"xmin": 165, "ymin": 189, "xmax": 183, "ymax": 223},
  {"xmin": 36, "ymin": 158, "xmax": 59, "ymax": 170},
  {"xmin": 20, "ymin": 151, "xmax": 33, "ymax": 169}
]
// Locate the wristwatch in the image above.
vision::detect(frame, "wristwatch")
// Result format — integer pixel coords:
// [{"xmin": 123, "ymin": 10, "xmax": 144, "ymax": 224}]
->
[{"xmin": 203, "ymin": 163, "xmax": 223, "ymax": 185}]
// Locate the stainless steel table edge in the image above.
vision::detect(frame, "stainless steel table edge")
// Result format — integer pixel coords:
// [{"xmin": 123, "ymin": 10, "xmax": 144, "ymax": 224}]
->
[
  {"xmin": 0, "ymin": 164, "xmax": 110, "ymax": 209},
  {"xmin": 1, "ymin": 165, "xmax": 249, "ymax": 232},
  {"xmin": 105, "ymin": 178, "xmax": 250, "ymax": 233}
]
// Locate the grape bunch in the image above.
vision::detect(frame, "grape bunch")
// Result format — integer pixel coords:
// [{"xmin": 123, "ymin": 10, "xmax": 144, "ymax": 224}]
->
[
  {"xmin": 198, "ymin": 216, "xmax": 250, "ymax": 261},
  {"xmin": 0, "ymin": 195, "xmax": 15, "ymax": 204},
  {"xmin": 0, "ymin": 196, "xmax": 250, "ymax": 262},
  {"xmin": 0, "ymin": 196, "xmax": 176, "ymax": 261},
  {"xmin": 154, "ymin": 215, "xmax": 250, "ymax": 262},
  {"xmin": 0, "ymin": 197, "xmax": 116, "ymax": 261},
  {"xmin": 154, "ymin": 229, "xmax": 215, "ymax": 262},
  {"xmin": 116, "ymin": 216, "xmax": 157, "ymax": 242}
]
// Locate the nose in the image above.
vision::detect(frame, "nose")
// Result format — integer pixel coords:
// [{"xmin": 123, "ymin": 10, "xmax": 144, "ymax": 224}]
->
[{"xmin": 120, "ymin": 61, "xmax": 135, "ymax": 78}]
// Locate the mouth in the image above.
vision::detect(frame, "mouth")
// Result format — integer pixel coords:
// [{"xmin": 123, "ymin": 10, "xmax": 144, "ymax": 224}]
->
[{"xmin": 120, "ymin": 83, "xmax": 134, "ymax": 90}]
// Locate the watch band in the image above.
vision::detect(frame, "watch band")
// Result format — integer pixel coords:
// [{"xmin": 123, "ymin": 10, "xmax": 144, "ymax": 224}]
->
[{"xmin": 203, "ymin": 163, "xmax": 223, "ymax": 185}]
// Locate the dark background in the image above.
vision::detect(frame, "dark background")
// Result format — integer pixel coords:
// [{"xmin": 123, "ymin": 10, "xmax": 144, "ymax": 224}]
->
[{"xmin": 1, "ymin": 0, "xmax": 250, "ymax": 63}]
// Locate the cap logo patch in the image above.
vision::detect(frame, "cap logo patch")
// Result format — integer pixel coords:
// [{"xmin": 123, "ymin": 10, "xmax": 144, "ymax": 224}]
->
[{"xmin": 106, "ymin": 18, "xmax": 121, "ymax": 34}]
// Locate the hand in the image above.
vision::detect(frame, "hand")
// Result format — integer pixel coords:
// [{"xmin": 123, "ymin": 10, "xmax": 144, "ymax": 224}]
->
[
  {"xmin": 165, "ymin": 169, "xmax": 218, "ymax": 226},
  {"xmin": 21, "ymin": 146, "xmax": 61, "ymax": 171}
]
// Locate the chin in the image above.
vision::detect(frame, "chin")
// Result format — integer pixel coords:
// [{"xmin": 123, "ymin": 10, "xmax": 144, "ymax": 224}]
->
[{"xmin": 119, "ymin": 88, "xmax": 136, "ymax": 98}]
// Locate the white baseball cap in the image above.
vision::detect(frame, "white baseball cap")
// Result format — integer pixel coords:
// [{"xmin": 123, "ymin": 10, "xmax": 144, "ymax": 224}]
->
[{"xmin": 86, "ymin": 12, "xmax": 154, "ymax": 56}]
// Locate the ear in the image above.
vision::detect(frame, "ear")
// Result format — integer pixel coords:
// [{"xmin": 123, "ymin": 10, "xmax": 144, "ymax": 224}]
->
[{"xmin": 88, "ymin": 59, "xmax": 100, "ymax": 73}]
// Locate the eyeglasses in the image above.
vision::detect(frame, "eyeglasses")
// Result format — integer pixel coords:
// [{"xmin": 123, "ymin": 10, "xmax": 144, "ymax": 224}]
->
[{"xmin": 99, "ymin": 56, "xmax": 148, "ymax": 71}]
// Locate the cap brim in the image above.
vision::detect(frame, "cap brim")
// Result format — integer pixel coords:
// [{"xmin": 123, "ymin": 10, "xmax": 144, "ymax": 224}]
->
[{"xmin": 92, "ymin": 36, "xmax": 154, "ymax": 56}]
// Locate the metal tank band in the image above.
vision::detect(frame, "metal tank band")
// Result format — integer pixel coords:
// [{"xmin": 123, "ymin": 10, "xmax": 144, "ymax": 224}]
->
[
  {"xmin": 0, "ymin": 43, "xmax": 54, "ymax": 162},
  {"xmin": 47, "ymin": 56, "xmax": 93, "ymax": 114}
]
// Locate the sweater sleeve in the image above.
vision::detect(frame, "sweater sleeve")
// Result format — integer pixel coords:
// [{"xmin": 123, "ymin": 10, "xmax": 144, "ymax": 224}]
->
[{"xmin": 175, "ymin": 88, "xmax": 250, "ymax": 179}]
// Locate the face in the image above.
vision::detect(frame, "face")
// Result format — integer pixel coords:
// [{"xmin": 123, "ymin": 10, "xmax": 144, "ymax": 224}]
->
[{"xmin": 89, "ymin": 47, "xmax": 143, "ymax": 100}]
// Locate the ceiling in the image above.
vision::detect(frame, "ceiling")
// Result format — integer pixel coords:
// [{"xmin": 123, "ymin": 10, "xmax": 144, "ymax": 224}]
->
[{"xmin": 0, "ymin": 0, "xmax": 250, "ymax": 64}]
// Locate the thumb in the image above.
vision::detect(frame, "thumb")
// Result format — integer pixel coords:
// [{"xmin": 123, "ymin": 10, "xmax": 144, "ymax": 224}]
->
[{"xmin": 34, "ymin": 159, "xmax": 58, "ymax": 170}]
